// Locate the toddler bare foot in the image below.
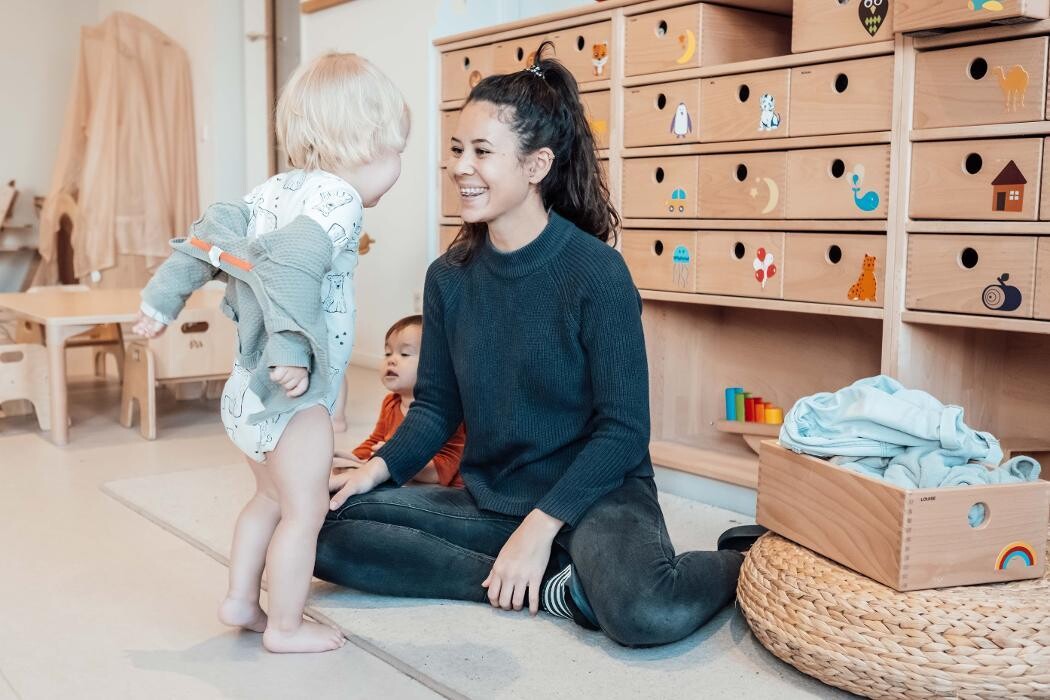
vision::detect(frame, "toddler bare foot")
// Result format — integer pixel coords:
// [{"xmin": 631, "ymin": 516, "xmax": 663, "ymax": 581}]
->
[
  {"xmin": 263, "ymin": 620, "xmax": 345, "ymax": 653},
  {"xmin": 218, "ymin": 596, "xmax": 268, "ymax": 633}
]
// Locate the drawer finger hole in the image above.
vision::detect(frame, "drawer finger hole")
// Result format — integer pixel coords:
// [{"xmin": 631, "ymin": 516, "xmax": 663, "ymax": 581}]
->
[
  {"xmin": 576, "ymin": 35, "xmax": 586, "ymax": 51},
  {"xmin": 959, "ymin": 246, "xmax": 980, "ymax": 269},
  {"xmin": 656, "ymin": 20, "xmax": 668, "ymax": 37},
  {"xmin": 733, "ymin": 241, "xmax": 746, "ymax": 260},
  {"xmin": 830, "ymin": 159, "xmax": 846, "ymax": 179},
  {"xmin": 738, "ymin": 84, "xmax": 751, "ymax": 103},
  {"xmin": 834, "ymin": 73, "xmax": 849, "ymax": 94},
  {"xmin": 964, "ymin": 153, "xmax": 983, "ymax": 175},
  {"xmin": 463, "ymin": 56, "xmax": 471, "ymax": 70},
  {"xmin": 516, "ymin": 46, "xmax": 524, "ymax": 61},
  {"xmin": 968, "ymin": 57, "xmax": 989, "ymax": 81},
  {"xmin": 655, "ymin": 167, "xmax": 665, "ymax": 183},
  {"xmin": 654, "ymin": 240, "xmax": 665, "ymax": 256},
  {"xmin": 656, "ymin": 93, "xmax": 667, "ymax": 110},
  {"xmin": 826, "ymin": 244, "xmax": 843, "ymax": 264},
  {"xmin": 969, "ymin": 502, "xmax": 989, "ymax": 529},
  {"xmin": 735, "ymin": 164, "xmax": 749, "ymax": 182}
]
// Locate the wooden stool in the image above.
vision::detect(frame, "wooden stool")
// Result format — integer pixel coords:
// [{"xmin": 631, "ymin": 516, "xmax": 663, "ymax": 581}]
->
[
  {"xmin": 0, "ymin": 344, "xmax": 51, "ymax": 431},
  {"xmin": 120, "ymin": 306, "xmax": 235, "ymax": 440}
]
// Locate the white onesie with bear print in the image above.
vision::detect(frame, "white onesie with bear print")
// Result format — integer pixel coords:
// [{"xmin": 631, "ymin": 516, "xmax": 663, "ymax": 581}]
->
[{"xmin": 217, "ymin": 169, "xmax": 362, "ymax": 461}]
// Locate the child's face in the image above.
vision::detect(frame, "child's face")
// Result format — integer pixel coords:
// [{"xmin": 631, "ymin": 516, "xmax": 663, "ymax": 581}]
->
[
  {"xmin": 348, "ymin": 149, "xmax": 403, "ymax": 207},
  {"xmin": 381, "ymin": 324, "xmax": 421, "ymax": 395},
  {"xmin": 447, "ymin": 100, "xmax": 536, "ymax": 224}
]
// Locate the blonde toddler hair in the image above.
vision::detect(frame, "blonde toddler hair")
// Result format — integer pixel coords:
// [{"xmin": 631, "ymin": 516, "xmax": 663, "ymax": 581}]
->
[{"xmin": 276, "ymin": 52, "xmax": 410, "ymax": 173}]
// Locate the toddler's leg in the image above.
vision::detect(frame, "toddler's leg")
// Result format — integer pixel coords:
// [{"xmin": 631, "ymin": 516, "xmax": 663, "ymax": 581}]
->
[
  {"xmin": 262, "ymin": 405, "xmax": 345, "ymax": 653},
  {"xmin": 330, "ymin": 375, "xmax": 348, "ymax": 433},
  {"xmin": 218, "ymin": 457, "xmax": 279, "ymax": 633}
]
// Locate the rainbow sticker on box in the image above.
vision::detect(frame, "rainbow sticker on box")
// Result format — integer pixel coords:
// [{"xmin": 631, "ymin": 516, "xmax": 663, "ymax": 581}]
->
[{"xmin": 996, "ymin": 541, "xmax": 1037, "ymax": 570}]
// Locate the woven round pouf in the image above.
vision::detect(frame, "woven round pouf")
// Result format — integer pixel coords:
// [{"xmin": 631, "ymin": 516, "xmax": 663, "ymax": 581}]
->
[{"xmin": 737, "ymin": 530, "xmax": 1050, "ymax": 700}]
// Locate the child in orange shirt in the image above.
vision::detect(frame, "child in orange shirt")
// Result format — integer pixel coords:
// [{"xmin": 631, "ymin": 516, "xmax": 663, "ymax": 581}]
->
[{"xmin": 335, "ymin": 315, "xmax": 465, "ymax": 486}]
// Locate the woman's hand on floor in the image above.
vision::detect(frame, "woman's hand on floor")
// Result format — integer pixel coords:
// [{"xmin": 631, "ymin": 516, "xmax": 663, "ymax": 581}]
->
[
  {"xmin": 483, "ymin": 509, "xmax": 564, "ymax": 615},
  {"xmin": 329, "ymin": 456, "xmax": 390, "ymax": 510}
]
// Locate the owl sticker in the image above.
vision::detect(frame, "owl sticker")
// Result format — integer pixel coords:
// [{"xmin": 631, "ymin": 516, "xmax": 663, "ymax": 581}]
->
[
  {"xmin": 859, "ymin": 0, "xmax": 888, "ymax": 38},
  {"xmin": 670, "ymin": 102, "xmax": 692, "ymax": 139}
]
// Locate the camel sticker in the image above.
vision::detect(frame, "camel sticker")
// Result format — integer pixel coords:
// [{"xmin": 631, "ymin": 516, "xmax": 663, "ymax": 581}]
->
[{"xmin": 995, "ymin": 64, "xmax": 1029, "ymax": 112}]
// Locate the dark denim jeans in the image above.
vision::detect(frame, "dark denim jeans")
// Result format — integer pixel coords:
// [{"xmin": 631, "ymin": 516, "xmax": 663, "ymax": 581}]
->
[{"xmin": 314, "ymin": 476, "xmax": 742, "ymax": 647}]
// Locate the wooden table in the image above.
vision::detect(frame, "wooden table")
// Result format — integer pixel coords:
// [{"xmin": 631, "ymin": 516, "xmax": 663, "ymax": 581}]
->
[{"xmin": 0, "ymin": 287, "xmax": 221, "ymax": 445}]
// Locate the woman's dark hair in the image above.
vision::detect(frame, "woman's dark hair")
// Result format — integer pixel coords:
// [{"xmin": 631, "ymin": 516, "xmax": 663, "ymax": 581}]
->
[{"xmin": 447, "ymin": 41, "xmax": 619, "ymax": 264}]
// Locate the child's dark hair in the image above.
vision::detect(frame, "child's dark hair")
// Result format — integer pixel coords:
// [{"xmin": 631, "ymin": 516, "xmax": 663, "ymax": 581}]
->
[
  {"xmin": 447, "ymin": 41, "xmax": 619, "ymax": 265},
  {"xmin": 385, "ymin": 314, "xmax": 422, "ymax": 342}
]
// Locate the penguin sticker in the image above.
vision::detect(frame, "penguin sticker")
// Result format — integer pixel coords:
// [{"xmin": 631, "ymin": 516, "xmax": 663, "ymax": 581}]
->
[{"xmin": 670, "ymin": 102, "xmax": 692, "ymax": 139}]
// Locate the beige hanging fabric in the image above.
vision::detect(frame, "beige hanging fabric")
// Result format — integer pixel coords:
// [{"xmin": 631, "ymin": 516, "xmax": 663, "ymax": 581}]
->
[{"xmin": 39, "ymin": 12, "xmax": 198, "ymax": 279}]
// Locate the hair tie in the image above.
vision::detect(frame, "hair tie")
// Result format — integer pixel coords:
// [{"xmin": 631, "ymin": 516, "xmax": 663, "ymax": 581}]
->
[{"xmin": 524, "ymin": 64, "xmax": 545, "ymax": 79}]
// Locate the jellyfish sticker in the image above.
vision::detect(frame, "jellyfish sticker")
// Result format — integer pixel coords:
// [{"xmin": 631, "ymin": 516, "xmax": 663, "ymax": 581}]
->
[
  {"xmin": 672, "ymin": 245, "xmax": 691, "ymax": 288},
  {"xmin": 851, "ymin": 164, "xmax": 881, "ymax": 212},
  {"xmin": 753, "ymin": 247, "xmax": 776, "ymax": 289}
]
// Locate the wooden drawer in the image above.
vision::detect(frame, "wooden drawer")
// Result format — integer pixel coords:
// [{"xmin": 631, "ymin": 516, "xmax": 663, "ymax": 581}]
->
[
  {"xmin": 786, "ymin": 145, "xmax": 890, "ymax": 219},
  {"xmin": 697, "ymin": 151, "xmax": 788, "ymax": 219},
  {"xmin": 913, "ymin": 38, "xmax": 1049, "ymax": 130},
  {"xmin": 440, "ymin": 170, "xmax": 460, "ymax": 218},
  {"xmin": 547, "ymin": 21, "xmax": 613, "ymax": 83},
  {"xmin": 623, "ymin": 79, "xmax": 702, "ymax": 147},
  {"xmin": 906, "ymin": 234, "xmax": 1037, "ymax": 317},
  {"xmin": 621, "ymin": 156, "xmax": 699, "ymax": 219},
  {"xmin": 700, "ymin": 69, "xmax": 789, "ymax": 142},
  {"xmin": 581, "ymin": 91, "xmax": 612, "ymax": 150},
  {"xmin": 493, "ymin": 34, "xmax": 547, "ymax": 74},
  {"xmin": 624, "ymin": 4, "xmax": 789, "ymax": 77},
  {"xmin": 1037, "ymin": 237, "xmax": 1050, "ymax": 319},
  {"xmin": 620, "ymin": 230, "xmax": 697, "ymax": 292},
  {"xmin": 440, "ymin": 110, "xmax": 459, "ymax": 161},
  {"xmin": 439, "ymin": 225, "xmax": 460, "ymax": 255},
  {"xmin": 441, "ymin": 45, "xmax": 494, "ymax": 102},
  {"xmin": 783, "ymin": 233, "xmax": 886, "ymax": 307},
  {"xmin": 910, "ymin": 138, "xmax": 1043, "ymax": 220},
  {"xmin": 695, "ymin": 231, "xmax": 784, "ymax": 298},
  {"xmin": 895, "ymin": 0, "xmax": 1050, "ymax": 34},
  {"xmin": 789, "ymin": 56, "xmax": 893, "ymax": 137},
  {"xmin": 1041, "ymin": 138, "xmax": 1050, "ymax": 219},
  {"xmin": 792, "ymin": 0, "xmax": 893, "ymax": 54}
]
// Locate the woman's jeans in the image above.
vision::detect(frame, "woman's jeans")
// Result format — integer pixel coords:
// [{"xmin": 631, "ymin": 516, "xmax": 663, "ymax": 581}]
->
[{"xmin": 315, "ymin": 476, "xmax": 742, "ymax": 647}]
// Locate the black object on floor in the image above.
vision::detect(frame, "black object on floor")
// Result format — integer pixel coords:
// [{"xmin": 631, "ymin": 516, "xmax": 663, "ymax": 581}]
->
[{"xmin": 717, "ymin": 525, "xmax": 768, "ymax": 553}]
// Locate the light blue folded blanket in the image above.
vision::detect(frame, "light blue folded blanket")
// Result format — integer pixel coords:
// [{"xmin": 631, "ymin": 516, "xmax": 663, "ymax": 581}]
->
[{"xmin": 779, "ymin": 375, "xmax": 1041, "ymax": 525}]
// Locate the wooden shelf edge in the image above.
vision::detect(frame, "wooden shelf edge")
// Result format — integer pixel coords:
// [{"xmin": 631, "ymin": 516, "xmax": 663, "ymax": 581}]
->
[
  {"xmin": 639, "ymin": 289, "xmax": 885, "ymax": 319},
  {"xmin": 622, "ymin": 41, "xmax": 894, "ymax": 87},
  {"xmin": 911, "ymin": 121, "xmax": 1050, "ymax": 142},
  {"xmin": 650, "ymin": 440, "xmax": 758, "ymax": 489},
  {"xmin": 912, "ymin": 19, "xmax": 1050, "ymax": 51},
  {"xmin": 622, "ymin": 131, "xmax": 891, "ymax": 156},
  {"xmin": 439, "ymin": 217, "xmax": 462, "ymax": 226},
  {"xmin": 715, "ymin": 420, "xmax": 781, "ymax": 437},
  {"xmin": 440, "ymin": 100, "xmax": 466, "ymax": 111},
  {"xmin": 907, "ymin": 220, "xmax": 1050, "ymax": 234},
  {"xmin": 621, "ymin": 218, "xmax": 887, "ymax": 232},
  {"xmin": 902, "ymin": 310, "xmax": 1050, "ymax": 335}
]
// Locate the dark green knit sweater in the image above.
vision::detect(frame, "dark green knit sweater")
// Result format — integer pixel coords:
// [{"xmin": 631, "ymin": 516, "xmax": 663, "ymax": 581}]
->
[{"xmin": 376, "ymin": 211, "xmax": 653, "ymax": 526}]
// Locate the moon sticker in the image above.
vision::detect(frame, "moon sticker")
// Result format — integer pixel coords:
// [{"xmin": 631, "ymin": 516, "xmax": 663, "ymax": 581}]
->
[
  {"xmin": 676, "ymin": 30, "xmax": 697, "ymax": 65},
  {"xmin": 759, "ymin": 177, "xmax": 779, "ymax": 214}
]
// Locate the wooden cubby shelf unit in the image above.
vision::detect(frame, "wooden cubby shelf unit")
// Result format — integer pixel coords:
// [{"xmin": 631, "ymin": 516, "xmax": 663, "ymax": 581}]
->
[{"xmin": 435, "ymin": 2, "xmax": 1050, "ymax": 488}]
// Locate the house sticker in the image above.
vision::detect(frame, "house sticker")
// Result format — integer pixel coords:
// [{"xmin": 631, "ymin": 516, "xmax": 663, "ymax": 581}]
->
[{"xmin": 991, "ymin": 160, "xmax": 1026, "ymax": 213}]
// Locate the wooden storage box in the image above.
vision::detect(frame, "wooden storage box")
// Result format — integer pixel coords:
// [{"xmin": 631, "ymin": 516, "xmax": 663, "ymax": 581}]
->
[
  {"xmin": 621, "ymin": 229, "xmax": 697, "ymax": 292},
  {"xmin": 895, "ymin": 0, "xmax": 1050, "ymax": 34},
  {"xmin": 700, "ymin": 69, "xmax": 790, "ymax": 142},
  {"xmin": 1038, "ymin": 237, "xmax": 1050, "ymax": 319},
  {"xmin": 913, "ymin": 37, "xmax": 1049, "ymax": 130},
  {"xmin": 788, "ymin": 56, "xmax": 894, "ymax": 137},
  {"xmin": 547, "ymin": 20, "xmax": 613, "ymax": 83},
  {"xmin": 621, "ymin": 156, "xmax": 699, "ymax": 218},
  {"xmin": 697, "ymin": 151, "xmax": 788, "ymax": 219},
  {"xmin": 440, "ymin": 170, "xmax": 460, "ymax": 218},
  {"xmin": 758, "ymin": 441, "xmax": 1050, "ymax": 591},
  {"xmin": 493, "ymin": 33, "xmax": 547, "ymax": 74},
  {"xmin": 906, "ymin": 234, "xmax": 1037, "ymax": 317},
  {"xmin": 783, "ymin": 233, "xmax": 886, "ymax": 307},
  {"xmin": 792, "ymin": 0, "xmax": 894, "ymax": 54},
  {"xmin": 1041, "ymin": 137, "xmax": 1050, "ymax": 219},
  {"xmin": 581, "ymin": 90, "xmax": 612, "ymax": 150},
  {"xmin": 695, "ymin": 231, "xmax": 784, "ymax": 298},
  {"xmin": 623, "ymin": 79, "xmax": 702, "ymax": 147},
  {"xmin": 786, "ymin": 145, "xmax": 890, "ymax": 219},
  {"xmin": 439, "ymin": 225, "xmax": 459, "ymax": 255},
  {"xmin": 910, "ymin": 138, "xmax": 1043, "ymax": 220},
  {"xmin": 441, "ymin": 45, "xmax": 494, "ymax": 102},
  {"xmin": 624, "ymin": 4, "xmax": 789, "ymax": 77}
]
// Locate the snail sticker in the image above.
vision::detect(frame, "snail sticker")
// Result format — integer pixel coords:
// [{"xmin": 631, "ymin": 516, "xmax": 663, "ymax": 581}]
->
[
  {"xmin": 850, "ymin": 164, "xmax": 881, "ymax": 212},
  {"xmin": 672, "ymin": 245, "xmax": 691, "ymax": 288},
  {"xmin": 859, "ymin": 0, "xmax": 888, "ymax": 38},
  {"xmin": 982, "ymin": 273, "xmax": 1023, "ymax": 312},
  {"xmin": 753, "ymin": 247, "xmax": 776, "ymax": 289}
]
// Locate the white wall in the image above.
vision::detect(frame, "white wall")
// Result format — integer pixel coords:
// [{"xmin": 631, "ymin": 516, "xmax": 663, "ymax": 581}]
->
[{"xmin": 300, "ymin": 0, "xmax": 595, "ymax": 367}]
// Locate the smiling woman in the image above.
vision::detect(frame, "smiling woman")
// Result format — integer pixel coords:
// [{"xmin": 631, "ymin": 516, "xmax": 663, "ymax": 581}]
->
[{"xmin": 316, "ymin": 43, "xmax": 756, "ymax": 648}]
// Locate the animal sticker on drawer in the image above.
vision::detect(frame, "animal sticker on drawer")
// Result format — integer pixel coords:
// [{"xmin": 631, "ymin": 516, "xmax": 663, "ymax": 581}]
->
[
  {"xmin": 850, "ymin": 164, "xmax": 881, "ymax": 212},
  {"xmin": 983, "ymin": 273, "xmax": 1024, "ymax": 312},
  {"xmin": 997, "ymin": 65, "xmax": 1030, "ymax": 113},
  {"xmin": 671, "ymin": 103, "xmax": 693, "ymax": 138},
  {"xmin": 847, "ymin": 254, "xmax": 878, "ymax": 303},
  {"xmin": 672, "ymin": 245, "xmax": 691, "ymax": 288},
  {"xmin": 758, "ymin": 93, "xmax": 782, "ymax": 132},
  {"xmin": 592, "ymin": 41, "xmax": 609, "ymax": 77},
  {"xmin": 859, "ymin": 0, "xmax": 889, "ymax": 37},
  {"xmin": 971, "ymin": 0, "xmax": 1004, "ymax": 11},
  {"xmin": 991, "ymin": 160, "xmax": 1027, "ymax": 212}
]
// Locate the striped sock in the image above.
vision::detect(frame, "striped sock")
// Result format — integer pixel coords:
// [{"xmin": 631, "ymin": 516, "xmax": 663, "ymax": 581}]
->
[{"xmin": 541, "ymin": 564, "xmax": 575, "ymax": 621}]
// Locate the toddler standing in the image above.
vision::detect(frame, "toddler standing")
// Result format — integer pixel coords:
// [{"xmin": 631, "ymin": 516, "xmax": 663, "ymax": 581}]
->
[{"xmin": 133, "ymin": 52, "xmax": 409, "ymax": 653}]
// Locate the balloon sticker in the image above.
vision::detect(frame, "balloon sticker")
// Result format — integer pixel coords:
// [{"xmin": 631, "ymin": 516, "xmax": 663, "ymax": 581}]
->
[
  {"xmin": 753, "ymin": 247, "xmax": 776, "ymax": 289},
  {"xmin": 672, "ymin": 245, "xmax": 691, "ymax": 288}
]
